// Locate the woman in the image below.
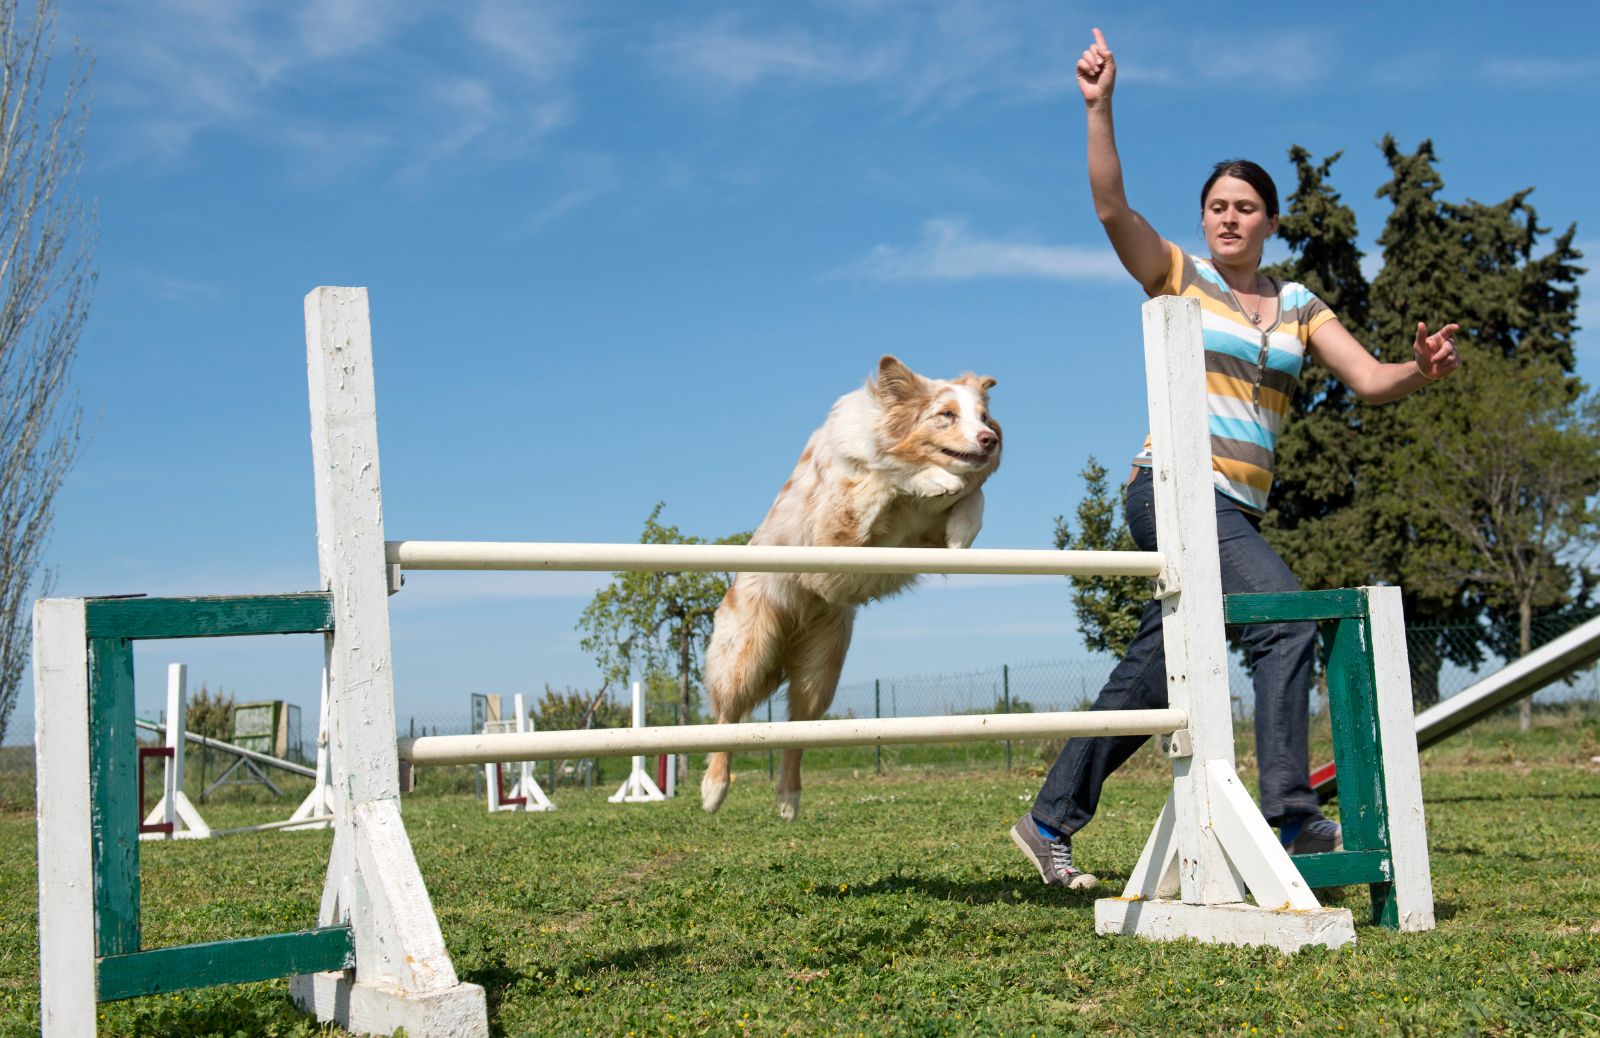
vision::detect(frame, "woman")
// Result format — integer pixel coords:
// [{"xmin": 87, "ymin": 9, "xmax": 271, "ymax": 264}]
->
[{"xmin": 1010, "ymin": 28, "xmax": 1461, "ymax": 889}]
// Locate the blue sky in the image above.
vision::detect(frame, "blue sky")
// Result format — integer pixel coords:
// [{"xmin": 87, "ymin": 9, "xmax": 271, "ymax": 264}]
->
[{"xmin": 12, "ymin": 0, "xmax": 1600, "ymax": 738}]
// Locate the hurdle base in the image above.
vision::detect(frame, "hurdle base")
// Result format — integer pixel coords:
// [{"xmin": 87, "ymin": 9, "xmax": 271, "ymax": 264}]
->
[
  {"xmin": 1094, "ymin": 897, "xmax": 1355, "ymax": 954},
  {"xmin": 291, "ymin": 970, "xmax": 488, "ymax": 1038}
]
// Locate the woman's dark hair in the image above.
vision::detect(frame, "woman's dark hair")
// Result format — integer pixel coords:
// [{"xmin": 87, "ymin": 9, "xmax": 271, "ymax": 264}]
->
[{"xmin": 1200, "ymin": 159, "xmax": 1280, "ymax": 219}]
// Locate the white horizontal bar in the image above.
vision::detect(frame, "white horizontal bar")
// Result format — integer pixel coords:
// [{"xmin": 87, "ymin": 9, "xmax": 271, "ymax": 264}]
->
[
  {"xmin": 134, "ymin": 720, "xmax": 317, "ymax": 779},
  {"xmin": 210, "ymin": 815, "xmax": 336, "ymax": 838},
  {"xmin": 398, "ymin": 709, "xmax": 1186, "ymax": 766},
  {"xmin": 387, "ymin": 540, "xmax": 1164, "ymax": 578}
]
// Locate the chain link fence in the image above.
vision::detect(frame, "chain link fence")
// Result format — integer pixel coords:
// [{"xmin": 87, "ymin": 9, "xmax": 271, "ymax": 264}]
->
[{"xmin": 7, "ymin": 611, "xmax": 1600, "ymax": 780}]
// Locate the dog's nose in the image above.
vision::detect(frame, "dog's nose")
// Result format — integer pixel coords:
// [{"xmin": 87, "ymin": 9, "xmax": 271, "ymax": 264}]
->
[{"xmin": 976, "ymin": 429, "xmax": 997, "ymax": 450}]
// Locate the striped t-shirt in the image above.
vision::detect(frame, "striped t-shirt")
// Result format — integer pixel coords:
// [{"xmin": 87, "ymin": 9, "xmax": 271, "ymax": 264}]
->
[{"xmin": 1132, "ymin": 242, "xmax": 1336, "ymax": 515}]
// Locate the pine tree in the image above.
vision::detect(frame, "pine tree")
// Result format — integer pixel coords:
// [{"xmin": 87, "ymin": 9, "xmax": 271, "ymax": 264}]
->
[
  {"xmin": 1261, "ymin": 147, "xmax": 1371, "ymax": 593},
  {"xmin": 1053, "ymin": 457, "xmax": 1145, "ymax": 657}
]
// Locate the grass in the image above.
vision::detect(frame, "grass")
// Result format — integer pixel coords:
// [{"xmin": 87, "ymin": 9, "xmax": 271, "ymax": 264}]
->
[{"xmin": 2, "ymin": 710, "xmax": 1599, "ymax": 1036}]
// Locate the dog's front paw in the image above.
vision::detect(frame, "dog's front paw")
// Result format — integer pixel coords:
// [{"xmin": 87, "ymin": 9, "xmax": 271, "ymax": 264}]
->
[
  {"xmin": 701, "ymin": 775, "xmax": 730, "ymax": 814},
  {"xmin": 776, "ymin": 790, "xmax": 801, "ymax": 822},
  {"xmin": 908, "ymin": 467, "xmax": 965, "ymax": 497}
]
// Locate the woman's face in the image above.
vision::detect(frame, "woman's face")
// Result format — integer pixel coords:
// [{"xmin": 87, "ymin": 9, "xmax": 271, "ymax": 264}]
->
[{"xmin": 1202, "ymin": 176, "xmax": 1278, "ymax": 268}]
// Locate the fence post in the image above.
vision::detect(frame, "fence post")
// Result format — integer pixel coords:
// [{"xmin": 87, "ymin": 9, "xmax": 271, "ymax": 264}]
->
[
  {"xmin": 1002, "ymin": 664, "xmax": 1012, "ymax": 773},
  {"xmin": 766, "ymin": 698, "xmax": 774, "ymax": 779},
  {"xmin": 874, "ymin": 680, "xmax": 882, "ymax": 774}
]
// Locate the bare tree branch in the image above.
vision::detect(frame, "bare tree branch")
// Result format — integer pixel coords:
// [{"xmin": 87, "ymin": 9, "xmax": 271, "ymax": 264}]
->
[{"xmin": 0, "ymin": 0, "xmax": 93, "ymax": 745}]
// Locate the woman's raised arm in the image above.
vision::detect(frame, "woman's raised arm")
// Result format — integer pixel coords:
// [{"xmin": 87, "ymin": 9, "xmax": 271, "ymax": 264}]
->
[{"xmin": 1078, "ymin": 28, "xmax": 1170, "ymax": 295}]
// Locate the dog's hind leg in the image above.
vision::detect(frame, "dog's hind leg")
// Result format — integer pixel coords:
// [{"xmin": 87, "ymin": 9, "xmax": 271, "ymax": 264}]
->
[
  {"xmin": 775, "ymin": 605, "xmax": 854, "ymax": 822},
  {"xmin": 701, "ymin": 581, "xmax": 785, "ymax": 814}
]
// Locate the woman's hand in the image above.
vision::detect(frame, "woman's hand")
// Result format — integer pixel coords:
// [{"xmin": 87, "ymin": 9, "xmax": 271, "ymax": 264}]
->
[
  {"xmin": 1414, "ymin": 321, "xmax": 1462, "ymax": 381},
  {"xmin": 1077, "ymin": 28, "xmax": 1115, "ymax": 106}
]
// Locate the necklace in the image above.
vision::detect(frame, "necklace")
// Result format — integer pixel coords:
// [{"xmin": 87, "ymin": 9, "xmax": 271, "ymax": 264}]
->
[{"xmin": 1223, "ymin": 273, "xmax": 1264, "ymax": 325}]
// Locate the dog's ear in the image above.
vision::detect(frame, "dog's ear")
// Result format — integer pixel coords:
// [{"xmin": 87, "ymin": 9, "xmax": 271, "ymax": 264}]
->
[
  {"xmin": 956, "ymin": 373, "xmax": 997, "ymax": 396},
  {"xmin": 872, "ymin": 355, "xmax": 922, "ymax": 403}
]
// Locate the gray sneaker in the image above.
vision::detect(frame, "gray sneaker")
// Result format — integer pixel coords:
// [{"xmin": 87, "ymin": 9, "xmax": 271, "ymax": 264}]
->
[
  {"xmin": 1010, "ymin": 814, "xmax": 1097, "ymax": 889},
  {"xmin": 1281, "ymin": 814, "xmax": 1343, "ymax": 855}
]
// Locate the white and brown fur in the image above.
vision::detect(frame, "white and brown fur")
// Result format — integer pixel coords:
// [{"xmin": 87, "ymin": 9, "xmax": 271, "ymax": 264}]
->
[{"xmin": 701, "ymin": 355, "xmax": 1001, "ymax": 821}]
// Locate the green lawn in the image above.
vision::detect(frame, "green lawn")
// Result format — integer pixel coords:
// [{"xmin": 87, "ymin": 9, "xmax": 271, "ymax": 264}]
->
[{"xmin": 2, "ymin": 713, "xmax": 1598, "ymax": 1037}]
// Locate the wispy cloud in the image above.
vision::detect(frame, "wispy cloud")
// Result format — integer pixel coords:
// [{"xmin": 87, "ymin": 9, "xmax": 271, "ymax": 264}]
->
[
  {"xmin": 651, "ymin": 3, "xmax": 1084, "ymax": 111},
  {"xmin": 524, "ymin": 152, "xmax": 619, "ymax": 233},
  {"xmin": 1187, "ymin": 31, "xmax": 1324, "ymax": 90},
  {"xmin": 469, "ymin": 0, "xmax": 583, "ymax": 82},
  {"xmin": 79, "ymin": 0, "xmax": 577, "ymax": 179},
  {"xmin": 843, "ymin": 218, "xmax": 1123, "ymax": 283},
  {"xmin": 1481, "ymin": 57, "xmax": 1600, "ymax": 87},
  {"xmin": 653, "ymin": 21, "xmax": 898, "ymax": 92}
]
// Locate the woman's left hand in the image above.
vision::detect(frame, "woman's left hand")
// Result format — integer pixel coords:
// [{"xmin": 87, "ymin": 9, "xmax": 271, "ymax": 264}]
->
[{"xmin": 1414, "ymin": 321, "xmax": 1462, "ymax": 380}]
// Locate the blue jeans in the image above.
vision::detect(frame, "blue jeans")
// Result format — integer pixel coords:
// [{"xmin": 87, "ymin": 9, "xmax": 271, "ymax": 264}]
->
[{"xmin": 1033, "ymin": 467, "xmax": 1320, "ymax": 834}]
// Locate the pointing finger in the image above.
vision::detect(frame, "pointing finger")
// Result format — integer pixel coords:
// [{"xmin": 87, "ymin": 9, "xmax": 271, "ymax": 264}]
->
[
  {"xmin": 1414, "ymin": 321, "xmax": 1428, "ymax": 349},
  {"xmin": 1092, "ymin": 27, "xmax": 1108, "ymax": 50}
]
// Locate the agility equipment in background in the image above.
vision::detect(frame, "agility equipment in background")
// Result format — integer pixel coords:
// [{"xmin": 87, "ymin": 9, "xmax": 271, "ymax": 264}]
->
[
  {"xmin": 480, "ymin": 692, "xmax": 555, "ymax": 813},
  {"xmin": 139, "ymin": 664, "xmax": 209, "ymax": 840},
  {"xmin": 609, "ymin": 681, "xmax": 667, "ymax": 803},
  {"xmin": 33, "ymin": 291, "xmax": 1434, "ymax": 1038},
  {"xmin": 1309, "ymin": 611, "xmax": 1600, "ymax": 798},
  {"xmin": 133, "ymin": 665, "xmax": 333, "ymax": 839}
]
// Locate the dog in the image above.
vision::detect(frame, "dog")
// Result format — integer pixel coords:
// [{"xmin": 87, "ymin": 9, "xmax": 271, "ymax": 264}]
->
[{"xmin": 700, "ymin": 355, "xmax": 1001, "ymax": 821}]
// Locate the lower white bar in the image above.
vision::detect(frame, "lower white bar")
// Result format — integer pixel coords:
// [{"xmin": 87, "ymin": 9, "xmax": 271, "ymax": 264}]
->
[
  {"xmin": 400, "ymin": 709, "xmax": 1186, "ymax": 766},
  {"xmin": 1094, "ymin": 897, "xmax": 1355, "ymax": 954}
]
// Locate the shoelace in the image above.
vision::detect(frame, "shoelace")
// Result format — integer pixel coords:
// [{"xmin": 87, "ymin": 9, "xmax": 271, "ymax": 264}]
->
[{"xmin": 1049, "ymin": 840, "xmax": 1076, "ymax": 876}]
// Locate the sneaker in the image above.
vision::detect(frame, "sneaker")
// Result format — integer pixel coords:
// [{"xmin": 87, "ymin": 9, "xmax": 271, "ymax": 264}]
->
[
  {"xmin": 1010, "ymin": 814, "xmax": 1097, "ymax": 889},
  {"xmin": 1280, "ymin": 814, "xmax": 1343, "ymax": 855}
]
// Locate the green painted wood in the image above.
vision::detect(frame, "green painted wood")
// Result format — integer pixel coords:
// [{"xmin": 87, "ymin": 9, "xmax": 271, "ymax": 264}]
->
[
  {"xmin": 89, "ymin": 637, "xmax": 140, "ymax": 958},
  {"xmin": 1224, "ymin": 588, "xmax": 1368, "ymax": 625},
  {"xmin": 95, "ymin": 926, "xmax": 356, "ymax": 1002},
  {"xmin": 1290, "ymin": 849, "xmax": 1391, "ymax": 889},
  {"xmin": 85, "ymin": 593, "xmax": 335, "ymax": 640},
  {"xmin": 1371, "ymin": 881, "xmax": 1399, "ymax": 928},
  {"xmin": 1324, "ymin": 611, "xmax": 1390, "ymax": 855}
]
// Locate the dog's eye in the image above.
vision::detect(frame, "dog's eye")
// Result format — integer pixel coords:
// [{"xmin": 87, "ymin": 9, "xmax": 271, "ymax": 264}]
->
[
  {"xmin": 981, "ymin": 412, "xmax": 990, "ymax": 423},
  {"xmin": 938, "ymin": 409, "xmax": 956, "ymax": 420}
]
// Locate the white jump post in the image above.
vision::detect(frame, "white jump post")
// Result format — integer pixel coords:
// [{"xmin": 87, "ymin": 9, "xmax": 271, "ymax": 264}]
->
[
  {"xmin": 140, "ymin": 663, "xmax": 211, "ymax": 841},
  {"xmin": 290, "ymin": 287, "xmax": 487, "ymax": 1036},
  {"xmin": 1093, "ymin": 295, "xmax": 1356, "ymax": 951},
  {"xmin": 284, "ymin": 669, "xmax": 335, "ymax": 830},
  {"xmin": 485, "ymin": 692, "xmax": 555, "ymax": 813},
  {"xmin": 609, "ymin": 682, "xmax": 666, "ymax": 803}
]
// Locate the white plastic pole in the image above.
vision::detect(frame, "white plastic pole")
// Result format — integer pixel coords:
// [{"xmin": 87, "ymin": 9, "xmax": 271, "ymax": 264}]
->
[
  {"xmin": 387, "ymin": 540, "xmax": 1162, "ymax": 578},
  {"xmin": 609, "ymin": 682, "xmax": 667, "ymax": 803},
  {"xmin": 405, "ymin": 708, "xmax": 1186, "ymax": 766},
  {"xmin": 162, "ymin": 664, "xmax": 183, "ymax": 832}
]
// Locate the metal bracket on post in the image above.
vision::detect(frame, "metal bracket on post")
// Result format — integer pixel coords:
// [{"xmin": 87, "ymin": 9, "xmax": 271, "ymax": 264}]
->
[
  {"xmin": 1153, "ymin": 564, "xmax": 1180, "ymax": 600},
  {"xmin": 386, "ymin": 563, "xmax": 404, "ymax": 597},
  {"xmin": 1159, "ymin": 729, "xmax": 1193, "ymax": 759}
]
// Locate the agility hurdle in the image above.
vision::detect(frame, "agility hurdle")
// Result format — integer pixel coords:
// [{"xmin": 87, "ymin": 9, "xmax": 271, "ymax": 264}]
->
[
  {"xmin": 33, "ymin": 289, "xmax": 1432, "ymax": 1038},
  {"xmin": 481, "ymin": 692, "xmax": 555, "ymax": 813}
]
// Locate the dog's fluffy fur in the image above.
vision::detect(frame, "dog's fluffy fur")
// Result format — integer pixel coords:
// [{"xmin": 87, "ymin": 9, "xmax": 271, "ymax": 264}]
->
[{"xmin": 701, "ymin": 355, "xmax": 1001, "ymax": 820}]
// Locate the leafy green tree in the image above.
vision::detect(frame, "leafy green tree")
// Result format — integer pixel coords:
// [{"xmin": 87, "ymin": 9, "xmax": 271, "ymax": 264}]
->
[
  {"xmin": 577, "ymin": 503, "xmax": 750, "ymax": 742},
  {"xmin": 1393, "ymin": 347, "xmax": 1600, "ymax": 724},
  {"xmin": 1053, "ymin": 457, "xmax": 1145, "ymax": 656},
  {"xmin": 1360, "ymin": 136, "xmax": 1587, "ymax": 703},
  {"xmin": 186, "ymin": 684, "xmax": 234, "ymax": 740},
  {"xmin": 532, "ymin": 684, "xmax": 630, "ymax": 732}
]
